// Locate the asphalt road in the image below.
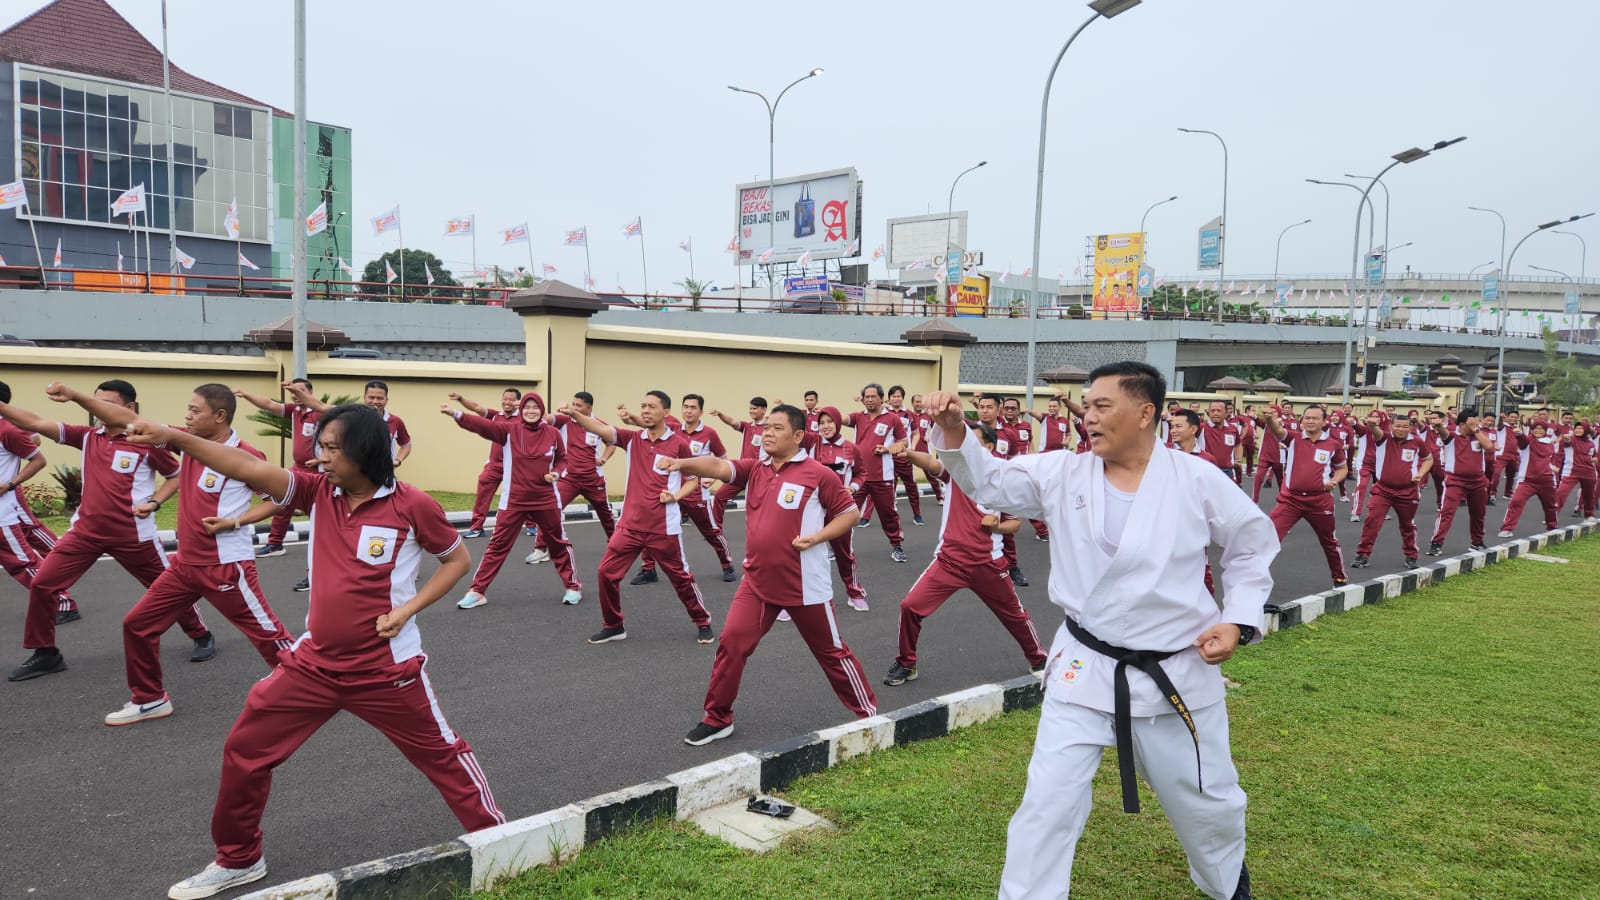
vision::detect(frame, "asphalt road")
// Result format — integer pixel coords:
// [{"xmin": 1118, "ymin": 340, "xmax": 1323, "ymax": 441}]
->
[{"xmin": 0, "ymin": 481, "xmax": 1568, "ymax": 898}]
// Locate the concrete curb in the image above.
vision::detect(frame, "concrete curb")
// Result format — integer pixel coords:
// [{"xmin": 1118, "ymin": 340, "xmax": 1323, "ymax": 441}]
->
[
  {"xmin": 240, "ymin": 672, "xmax": 1044, "ymax": 897},
  {"xmin": 240, "ymin": 517, "xmax": 1592, "ymax": 897},
  {"xmin": 1264, "ymin": 521, "xmax": 1595, "ymax": 631}
]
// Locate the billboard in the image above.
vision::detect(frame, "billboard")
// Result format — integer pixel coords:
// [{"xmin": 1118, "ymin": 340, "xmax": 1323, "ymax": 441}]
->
[
  {"xmin": 737, "ymin": 167, "xmax": 860, "ymax": 265},
  {"xmin": 1197, "ymin": 216, "xmax": 1222, "ymax": 270},
  {"xmin": 886, "ymin": 211, "xmax": 968, "ymax": 271},
  {"xmin": 1365, "ymin": 250, "xmax": 1384, "ymax": 288},
  {"xmin": 953, "ymin": 273, "xmax": 990, "ymax": 317},
  {"xmin": 783, "ymin": 275, "xmax": 829, "ymax": 297},
  {"xmin": 1091, "ymin": 232, "xmax": 1144, "ymax": 313}
]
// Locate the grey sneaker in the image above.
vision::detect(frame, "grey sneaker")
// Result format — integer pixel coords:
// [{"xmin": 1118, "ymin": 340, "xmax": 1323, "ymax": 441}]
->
[
  {"xmin": 167, "ymin": 859, "xmax": 267, "ymax": 899},
  {"xmin": 883, "ymin": 662, "xmax": 918, "ymax": 686}
]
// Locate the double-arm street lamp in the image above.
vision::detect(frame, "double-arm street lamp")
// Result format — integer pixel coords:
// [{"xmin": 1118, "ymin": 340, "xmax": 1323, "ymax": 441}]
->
[
  {"xmin": 1493, "ymin": 213, "xmax": 1595, "ymax": 419},
  {"xmin": 729, "ymin": 68, "xmax": 824, "ymax": 299}
]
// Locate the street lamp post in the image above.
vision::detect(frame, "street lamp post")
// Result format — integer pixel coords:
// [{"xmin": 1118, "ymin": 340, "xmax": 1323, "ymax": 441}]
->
[
  {"xmin": 1345, "ymin": 173, "xmax": 1390, "ymax": 274},
  {"xmin": 1494, "ymin": 213, "xmax": 1594, "ymax": 420},
  {"xmin": 1335, "ymin": 138, "xmax": 1466, "ymax": 405},
  {"xmin": 1531, "ymin": 264, "xmax": 1575, "ymax": 356},
  {"xmin": 729, "ymin": 68, "xmax": 823, "ymax": 300},
  {"xmin": 1139, "ymin": 194, "xmax": 1178, "ymax": 242},
  {"xmin": 1552, "ymin": 229, "xmax": 1588, "ymax": 354},
  {"xmin": 1468, "ymin": 206, "xmax": 1508, "ymax": 338},
  {"xmin": 1468, "ymin": 260, "xmax": 1497, "ymax": 276},
  {"xmin": 944, "ymin": 160, "xmax": 987, "ymax": 307},
  {"xmin": 1023, "ymin": 0, "xmax": 1142, "ymax": 410},
  {"xmin": 1178, "ymin": 128, "xmax": 1228, "ymax": 323},
  {"xmin": 1271, "ymin": 218, "xmax": 1312, "ymax": 305},
  {"xmin": 1308, "ymin": 178, "xmax": 1375, "ymax": 387}
]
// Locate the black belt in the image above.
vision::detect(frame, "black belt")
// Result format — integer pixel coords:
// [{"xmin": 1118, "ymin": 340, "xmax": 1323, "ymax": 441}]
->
[{"xmin": 1063, "ymin": 617, "xmax": 1202, "ymax": 814}]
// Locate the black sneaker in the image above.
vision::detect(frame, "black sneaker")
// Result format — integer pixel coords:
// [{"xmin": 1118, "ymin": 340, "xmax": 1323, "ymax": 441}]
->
[
  {"xmin": 56, "ymin": 608, "xmax": 81, "ymax": 625},
  {"xmin": 891, "ymin": 545, "xmax": 907, "ymax": 564},
  {"xmin": 629, "ymin": 569, "xmax": 658, "ymax": 586},
  {"xmin": 721, "ymin": 567, "xmax": 737, "ymax": 583},
  {"xmin": 1470, "ymin": 542, "xmax": 1487, "ymax": 552},
  {"xmin": 1426, "ymin": 542, "xmax": 1444, "ymax": 557},
  {"xmin": 463, "ymin": 528, "xmax": 486, "ymax": 538},
  {"xmin": 684, "ymin": 721, "xmax": 734, "ymax": 746},
  {"xmin": 1405, "ymin": 557, "xmax": 1418, "ymax": 569},
  {"xmin": 7, "ymin": 649, "xmax": 66, "ymax": 682},
  {"xmin": 1030, "ymin": 659, "xmax": 1047, "ymax": 673},
  {"xmin": 697, "ymin": 625, "xmax": 715, "ymax": 644},
  {"xmin": 1351, "ymin": 555, "xmax": 1369, "ymax": 569},
  {"xmin": 1035, "ymin": 534, "xmax": 1050, "ymax": 543},
  {"xmin": 588, "ymin": 627, "xmax": 627, "ymax": 644},
  {"xmin": 912, "ymin": 515, "xmax": 925, "ymax": 526},
  {"xmin": 1010, "ymin": 566, "xmax": 1030, "ymax": 587},
  {"xmin": 1487, "ymin": 497, "xmax": 1497, "ymax": 506},
  {"xmin": 254, "ymin": 543, "xmax": 285, "ymax": 558},
  {"xmin": 292, "ymin": 577, "xmax": 310, "ymax": 592},
  {"xmin": 883, "ymin": 662, "xmax": 917, "ymax": 686},
  {"xmin": 1333, "ymin": 578, "xmax": 1348, "ymax": 587},
  {"xmin": 189, "ymin": 632, "xmax": 217, "ymax": 663}
]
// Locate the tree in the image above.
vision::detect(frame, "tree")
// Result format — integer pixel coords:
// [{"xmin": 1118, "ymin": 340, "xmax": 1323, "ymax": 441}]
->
[
  {"xmin": 1531, "ymin": 335, "xmax": 1600, "ymax": 412},
  {"xmin": 674, "ymin": 277, "xmax": 712, "ymax": 311},
  {"xmin": 1225, "ymin": 364, "xmax": 1291, "ymax": 384},
  {"xmin": 361, "ymin": 249, "xmax": 460, "ymax": 301},
  {"xmin": 246, "ymin": 393, "xmax": 357, "ymax": 440}
]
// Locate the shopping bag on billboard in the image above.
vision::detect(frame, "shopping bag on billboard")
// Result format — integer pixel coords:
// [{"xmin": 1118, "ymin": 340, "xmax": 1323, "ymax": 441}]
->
[{"xmin": 794, "ymin": 183, "xmax": 815, "ymax": 239}]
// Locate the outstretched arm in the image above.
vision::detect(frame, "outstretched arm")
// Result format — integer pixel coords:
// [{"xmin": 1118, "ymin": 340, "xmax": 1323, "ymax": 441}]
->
[
  {"xmin": 234, "ymin": 388, "xmax": 288, "ymax": 417},
  {"xmin": 124, "ymin": 421, "xmax": 291, "ymax": 501},
  {"xmin": 896, "ymin": 446, "xmax": 943, "ymax": 478},
  {"xmin": 662, "ymin": 456, "xmax": 734, "ymax": 482},
  {"xmin": 284, "ymin": 381, "xmax": 333, "ymax": 413},
  {"xmin": 0, "ymin": 398, "xmax": 63, "ymax": 440},
  {"xmin": 46, "ymin": 382, "xmax": 138, "ymax": 428},
  {"xmin": 446, "ymin": 392, "xmax": 489, "ymax": 417},
  {"xmin": 560, "ymin": 404, "xmax": 618, "ymax": 446}
]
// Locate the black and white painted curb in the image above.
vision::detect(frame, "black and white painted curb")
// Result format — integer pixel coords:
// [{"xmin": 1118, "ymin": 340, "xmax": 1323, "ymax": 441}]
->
[
  {"xmin": 1264, "ymin": 521, "xmax": 1596, "ymax": 631},
  {"xmin": 238, "ymin": 519, "xmax": 1595, "ymax": 897},
  {"xmin": 237, "ymin": 674, "xmax": 1044, "ymax": 898}
]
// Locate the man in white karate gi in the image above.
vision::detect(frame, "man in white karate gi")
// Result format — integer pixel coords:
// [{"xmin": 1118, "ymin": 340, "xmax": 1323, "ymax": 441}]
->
[{"xmin": 926, "ymin": 361, "xmax": 1277, "ymax": 900}]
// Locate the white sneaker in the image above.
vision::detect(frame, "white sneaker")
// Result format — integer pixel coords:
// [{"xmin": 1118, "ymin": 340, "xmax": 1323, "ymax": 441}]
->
[
  {"xmin": 105, "ymin": 695, "xmax": 173, "ymax": 726},
  {"xmin": 456, "ymin": 592, "xmax": 487, "ymax": 610},
  {"xmin": 525, "ymin": 549, "xmax": 550, "ymax": 565},
  {"xmin": 168, "ymin": 859, "xmax": 267, "ymax": 899},
  {"xmin": 848, "ymin": 597, "xmax": 870, "ymax": 612},
  {"xmin": 1497, "ymin": 530, "xmax": 1515, "ymax": 538},
  {"xmin": 776, "ymin": 610, "xmax": 792, "ymax": 622},
  {"xmin": 1349, "ymin": 514, "xmax": 1360, "ymax": 523},
  {"xmin": 561, "ymin": 589, "xmax": 582, "ymax": 605}
]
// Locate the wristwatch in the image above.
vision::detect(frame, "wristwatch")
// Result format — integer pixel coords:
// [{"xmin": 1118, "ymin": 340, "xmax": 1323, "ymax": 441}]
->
[{"xmin": 1234, "ymin": 624, "xmax": 1258, "ymax": 644}]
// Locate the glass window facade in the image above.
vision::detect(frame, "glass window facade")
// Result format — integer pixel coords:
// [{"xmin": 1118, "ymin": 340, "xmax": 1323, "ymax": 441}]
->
[{"xmin": 16, "ymin": 65, "xmax": 271, "ymax": 242}]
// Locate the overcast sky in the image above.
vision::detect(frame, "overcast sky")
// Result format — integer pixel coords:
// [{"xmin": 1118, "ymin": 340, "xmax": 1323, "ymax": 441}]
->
[{"xmin": 9, "ymin": 0, "xmax": 1597, "ymax": 289}]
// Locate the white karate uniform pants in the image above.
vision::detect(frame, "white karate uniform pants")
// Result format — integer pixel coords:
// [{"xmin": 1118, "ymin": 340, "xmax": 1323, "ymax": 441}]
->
[{"xmin": 999, "ymin": 697, "xmax": 1246, "ymax": 899}]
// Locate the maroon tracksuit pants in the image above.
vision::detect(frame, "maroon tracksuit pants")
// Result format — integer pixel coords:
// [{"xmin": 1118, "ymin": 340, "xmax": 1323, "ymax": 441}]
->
[
  {"xmin": 0, "ymin": 522, "xmax": 73, "ymax": 612},
  {"xmin": 641, "ymin": 500, "xmax": 732, "ymax": 573},
  {"xmin": 852, "ymin": 480, "xmax": 904, "ymax": 546},
  {"xmin": 1492, "ymin": 456, "xmax": 1519, "ymax": 497},
  {"xmin": 1269, "ymin": 490, "xmax": 1346, "ymax": 582},
  {"xmin": 597, "ymin": 526, "xmax": 710, "ymax": 631},
  {"xmin": 893, "ymin": 457, "xmax": 922, "ymax": 519},
  {"xmin": 1252, "ymin": 461, "xmax": 1284, "ymax": 502},
  {"xmin": 1501, "ymin": 476, "xmax": 1557, "ymax": 532},
  {"xmin": 895, "ymin": 557, "xmax": 1045, "ymax": 670},
  {"xmin": 1355, "ymin": 486, "xmax": 1421, "ymax": 559},
  {"xmin": 711, "ymin": 481, "xmax": 745, "ymax": 530},
  {"xmin": 1557, "ymin": 474, "xmax": 1597, "ymax": 518},
  {"xmin": 532, "ymin": 478, "xmax": 617, "ymax": 545},
  {"xmin": 126, "ymin": 560, "xmax": 292, "ymax": 704},
  {"xmin": 25, "ymin": 529, "xmax": 207, "ymax": 651},
  {"xmin": 472, "ymin": 506, "xmax": 579, "ymax": 595},
  {"xmin": 12, "ymin": 511, "xmax": 75, "ymax": 612},
  {"xmin": 211, "ymin": 655, "xmax": 505, "ymax": 868},
  {"xmin": 1352, "ymin": 471, "xmax": 1374, "ymax": 518},
  {"xmin": 830, "ymin": 530, "xmax": 866, "ymax": 602},
  {"xmin": 700, "ymin": 584, "xmax": 876, "ymax": 729},
  {"xmin": 1430, "ymin": 479, "xmax": 1488, "ymax": 547},
  {"xmin": 467, "ymin": 466, "xmax": 502, "ymax": 532}
]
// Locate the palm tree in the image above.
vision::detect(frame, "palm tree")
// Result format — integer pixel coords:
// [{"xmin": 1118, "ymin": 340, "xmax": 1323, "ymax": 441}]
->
[{"xmin": 675, "ymin": 277, "xmax": 712, "ymax": 312}]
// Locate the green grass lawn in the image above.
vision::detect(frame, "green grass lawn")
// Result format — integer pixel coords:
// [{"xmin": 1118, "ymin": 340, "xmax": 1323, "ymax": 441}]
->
[{"xmin": 479, "ymin": 538, "xmax": 1600, "ymax": 899}]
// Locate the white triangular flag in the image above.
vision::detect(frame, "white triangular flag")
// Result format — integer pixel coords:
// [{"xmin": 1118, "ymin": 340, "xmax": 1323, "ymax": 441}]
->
[
  {"xmin": 237, "ymin": 250, "xmax": 259, "ymax": 271},
  {"xmin": 425, "ymin": 262, "xmax": 435, "ymax": 285},
  {"xmin": 116, "ymin": 242, "xmax": 124, "ymax": 272},
  {"xmin": 305, "ymin": 201, "xmax": 327, "ymax": 237},
  {"xmin": 174, "ymin": 246, "xmax": 195, "ymax": 270},
  {"xmin": 384, "ymin": 259, "xmax": 397, "ymax": 283},
  {"xmin": 53, "ymin": 238, "xmax": 62, "ymax": 267},
  {"xmin": 223, "ymin": 199, "xmax": 240, "ymax": 240},
  {"xmin": 337, "ymin": 257, "xmax": 356, "ymax": 277}
]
